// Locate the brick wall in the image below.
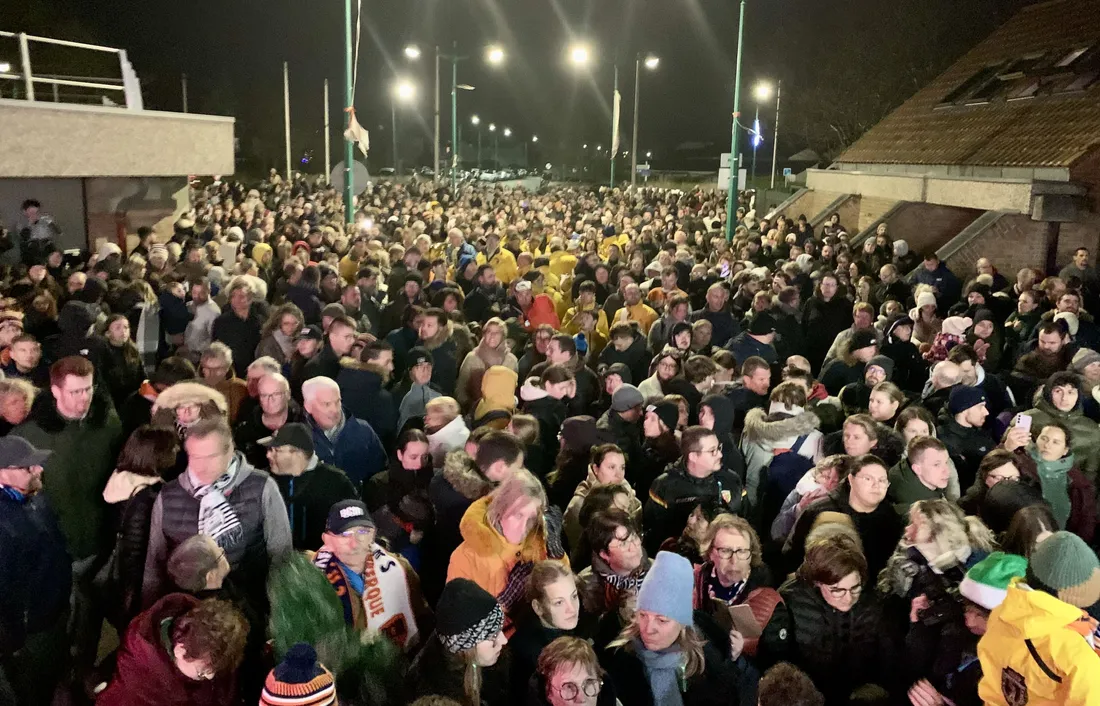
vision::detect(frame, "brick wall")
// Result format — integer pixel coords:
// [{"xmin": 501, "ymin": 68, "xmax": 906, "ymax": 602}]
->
[
  {"xmin": 774, "ymin": 189, "xmax": 845, "ymax": 224},
  {"xmin": 891, "ymin": 204, "xmax": 982, "ymax": 261},
  {"xmin": 944, "ymin": 215, "xmax": 1051, "ymax": 277},
  {"xmin": 1056, "ymin": 214, "xmax": 1100, "ymax": 269},
  {"xmin": 856, "ymin": 196, "xmax": 899, "ymax": 232}
]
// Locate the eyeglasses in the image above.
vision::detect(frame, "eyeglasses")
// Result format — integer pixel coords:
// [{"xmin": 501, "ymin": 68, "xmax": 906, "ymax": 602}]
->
[
  {"xmin": 987, "ymin": 474, "xmax": 1019, "ymax": 484},
  {"xmin": 854, "ymin": 474, "xmax": 889, "ymax": 488},
  {"xmin": 695, "ymin": 444, "xmax": 723, "ymax": 457},
  {"xmin": 259, "ymin": 392, "xmax": 287, "ymax": 401},
  {"xmin": 712, "ymin": 546, "xmax": 751, "ymax": 561},
  {"xmin": 824, "ymin": 583, "xmax": 863, "ymax": 599},
  {"xmin": 339, "ymin": 527, "xmax": 374, "ymax": 539},
  {"xmin": 551, "ymin": 678, "xmax": 602, "ymax": 700}
]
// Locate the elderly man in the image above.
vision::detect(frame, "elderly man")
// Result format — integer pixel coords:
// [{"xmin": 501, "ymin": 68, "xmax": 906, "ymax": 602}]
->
[
  {"xmin": 304, "ymin": 500, "xmax": 432, "ymax": 653},
  {"xmin": 261, "ymin": 423, "xmax": 358, "ymax": 550},
  {"xmin": 234, "ymin": 372, "xmax": 307, "ymax": 469},
  {"xmin": 302, "ymin": 376, "xmax": 387, "ymax": 492},
  {"xmin": 691, "ymin": 282, "xmax": 740, "ymax": 348},
  {"xmin": 237, "ymin": 355, "xmax": 282, "ymax": 420},
  {"xmin": 0, "ymin": 436, "xmax": 70, "ymax": 706},
  {"xmin": 142, "ymin": 418, "xmax": 291, "ymax": 607},
  {"xmin": 211, "ymin": 278, "xmax": 265, "ymax": 378},
  {"xmin": 199, "ymin": 342, "xmax": 248, "ymax": 423},
  {"xmin": 921, "ymin": 360, "xmax": 961, "ymax": 418}
]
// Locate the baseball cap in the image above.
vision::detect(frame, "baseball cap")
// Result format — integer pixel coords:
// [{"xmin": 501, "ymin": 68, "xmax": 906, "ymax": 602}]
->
[
  {"xmin": 258, "ymin": 423, "xmax": 315, "ymax": 457},
  {"xmin": 0, "ymin": 436, "xmax": 51, "ymax": 469},
  {"xmin": 515, "ymin": 280, "xmax": 533, "ymax": 293},
  {"xmin": 850, "ymin": 329, "xmax": 878, "ymax": 351},
  {"xmin": 326, "ymin": 500, "xmax": 375, "ymax": 534},
  {"xmin": 297, "ymin": 325, "xmax": 324, "ymax": 342},
  {"xmin": 748, "ymin": 312, "xmax": 777, "ymax": 336},
  {"xmin": 611, "ymin": 384, "xmax": 644, "ymax": 412}
]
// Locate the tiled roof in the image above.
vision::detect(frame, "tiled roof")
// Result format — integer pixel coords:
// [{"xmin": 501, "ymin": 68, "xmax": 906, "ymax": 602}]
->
[{"xmin": 836, "ymin": 0, "xmax": 1100, "ymax": 168}]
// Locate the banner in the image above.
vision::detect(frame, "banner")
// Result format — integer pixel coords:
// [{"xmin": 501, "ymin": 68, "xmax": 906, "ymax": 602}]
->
[{"xmin": 611, "ymin": 90, "xmax": 621, "ymax": 155}]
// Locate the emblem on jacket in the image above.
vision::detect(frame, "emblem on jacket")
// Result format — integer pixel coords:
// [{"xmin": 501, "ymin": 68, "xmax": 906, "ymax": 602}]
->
[{"xmin": 1000, "ymin": 667, "xmax": 1027, "ymax": 706}]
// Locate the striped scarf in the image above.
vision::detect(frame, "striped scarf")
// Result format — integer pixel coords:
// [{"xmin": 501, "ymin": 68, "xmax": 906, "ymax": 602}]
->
[{"xmin": 193, "ymin": 455, "xmax": 243, "ymax": 548}]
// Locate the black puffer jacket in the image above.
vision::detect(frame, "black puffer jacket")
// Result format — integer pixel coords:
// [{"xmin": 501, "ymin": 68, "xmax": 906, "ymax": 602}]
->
[
  {"xmin": 802, "ymin": 295, "xmax": 853, "ymax": 373},
  {"xmin": 936, "ymin": 416, "xmax": 995, "ymax": 490},
  {"xmin": 779, "ymin": 578, "xmax": 898, "ymax": 706},
  {"xmin": 643, "ymin": 458, "xmax": 744, "ymax": 556},
  {"xmin": 597, "ymin": 329, "xmax": 650, "ymax": 387},
  {"xmin": 101, "ymin": 475, "xmax": 162, "ymax": 630}
]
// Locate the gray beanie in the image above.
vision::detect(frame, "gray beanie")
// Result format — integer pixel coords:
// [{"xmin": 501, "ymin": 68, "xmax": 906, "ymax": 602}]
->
[{"xmin": 866, "ymin": 355, "xmax": 895, "ymax": 381}]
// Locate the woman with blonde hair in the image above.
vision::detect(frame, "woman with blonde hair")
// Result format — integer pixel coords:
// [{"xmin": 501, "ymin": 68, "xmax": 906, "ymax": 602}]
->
[
  {"xmin": 603, "ymin": 551, "xmax": 756, "ymax": 706},
  {"xmin": 455, "ymin": 317, "xmax": 519, "ymax": 412},
  {"xmin": 0, "ymin": 376, "xmax": 37, "ymax": 434},
  {"xmin": 447, "ymin": 468, "xmax": 569, "ymax": 624}
]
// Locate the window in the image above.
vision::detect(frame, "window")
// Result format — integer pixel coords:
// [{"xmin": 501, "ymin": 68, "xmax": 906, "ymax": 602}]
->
[{"xmin": 937, "ymin": 44, "xmax": 1100, "ymax": 106}]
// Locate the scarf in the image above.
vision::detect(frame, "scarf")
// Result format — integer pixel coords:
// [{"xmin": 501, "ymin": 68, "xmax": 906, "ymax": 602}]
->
[
  {"xmin": 476, "ymin": 338, "xmax": 507, "ymax": 367},
  {"xmin": 1029, "ymin": 446, "xmax": 1074, "ymax": 530},
  {"xmin": 313, "ymin": 543, "xmax": 420, "ymax": 651},
  {"xmin": 633, "ymin": 637, "xmax": 685, "ymax": 706},
  {"xmin": 273, "ymin": 329, "xmax": 295, "ymax": 358},
  {"xmin": 193, "ymin": 455, "xmax": 244, "ymax": 548},
  {"xmin": 705, "ymin": 565, "xmax": 746, "ymax": 604}
]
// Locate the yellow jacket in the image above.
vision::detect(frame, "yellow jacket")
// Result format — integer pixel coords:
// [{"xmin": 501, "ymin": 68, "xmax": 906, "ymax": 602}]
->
[
  {"xmin": 562, "ymin": 303, "xmax": 610, "ymax": 358},
  {"xmin": 598, "ymin": 234, "xmax": 629, "ymax": 260},
  {"xmin": 978, "ymin": 583, "xmax": 1100, "ymax": 706},
  {"xmin": 476, "ymin": 248, "xmax": 519, "ymax": 285},
  {"xmin": 616, "ymin": 301, "xmax": 660, "ymax": 335},
  {"xmin": 548, "ymin": 251, "xmax": 578, "ymax": 279},
  {"xmin": 338, "ymin": 255, "xmax": 361, "ymax": 283}
]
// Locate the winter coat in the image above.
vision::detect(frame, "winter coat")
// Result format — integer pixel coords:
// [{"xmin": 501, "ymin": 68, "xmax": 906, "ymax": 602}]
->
[
  {"xmin": 101, "ymin": 471, "xmax": 162, "ymax": 628},
  {"xmin": 786, "ymin": 490, "xmax": 903, "ymax": 580},
  {"xmin": 211, "ymin": 305, "xmax": 265, "ymax": 378},
  {"xmin": 771, "ymin": 304, "xmax": 806, "ymax": 364},
  {"xmin": 978, "ymin": 583, "xmax": 1100, "ymax": 706},
  {"xmin": 578, "ymin": 552, "xmax": 653, "ymax": 617},
  {"xmin": 13, "ymin": 387, "xmax": 124, "ymax": 559},
  {"xmin": 643, "ymin": 459, "xmax": 744, "ymax": 556},
  {"xmin": 408, "ymin": 634, "xmax": 513, "ymax": 706},
  {"xmin": 563, "ymin": 468, "xmax": 643, "ymax": 548},
  {"xmin": 336, "ymin": 359, "xmax": 397, "ymax": 451},
  {"xmin": 423, "ymin": 335, "xmax": 460, "ymax": 397},
  {"xmin": 601, "ymin": 623, "xmax": 757, "ymax": 706},
  {"xmin": 149, "ymin": 382, "xmax": 229, "ymax": 430},
  {"xmin": 447, "ymin": 495, "xmax": 569, "ymax": 613},
  {"xmin": 183, "ymin": 300, "xmax": 220, "ymax": 360},
  {"xmin": 521, "ymin": 383, "xmax": 570, "ymax": 455},
  {"xmin": 427, "ymin": 415, "xmax": 471, "ymax": 469},
  {"xmin": 233, "ymin": 399, "xmax": 307, "ymax": 470},
  {"xmin": 284, "ymin": 282, "xmax": 323, "ymax": 325},
  {"xmin": 821, "ymin": 422, "xmax": 905, "ymax": 469},
  {"xmin": 422, "ymin": 450, "xmax": 493, "ymax": 602},
  {"xmin": 103, "ymin": 341, "xmax": 146, "ymax": 409},
  {"xmin": 0, "ymin": 486, "xmax": 71, "ymax": 657},
  {"xmin": 96, "ymin": 593, "xmax": 239, "ymax": 706},
  {"xmin": 819, "ymin": 357, "xmax": 864, "ymax": 396},
  {"xmin": 881, "ymin": 339, "xmax": 927, "ymax": 395},
  {"xmin": 1014, "ymin": 448, "xmax": 1096, "ymax": 543},
  {"xmin": 780, "ymin": 578, "xmax": 898, "ymax": 706},
  {"xmin": 692, "ymin": 307, "xmax": 741, "ymax": 349},
  {"xmin": 887, "ymin": 457, "xmax": 948, "ymax": 518},
  {"xmin": 802, "ymin": 295, "xmax": 853, "ymax": 372},
  {"xmin": 912, "ymin": 262, "xmax": 962, "ymax": 312},
  {"xmin": 307, "ymin": 410, "xmax": 388, "ymax": 488},
  {"xmin": 937, "ymin": 417, "xmax": 995, "ymax": 490},
  {"xmin": 725, "ymin": 331, "xmax": 778, "ymax": 367},
  {"xmin": 254, "ymin": 331, "xmax": 292, "ymax": 365},
  {"xmin": 692, "ymin": 563, "xmax": 790, "ymax": 668},
  {"xmin": 301, "ymin": 343, "xmax": 342, "ymax": 384},
  {"xmin": 740, "ymin": 408, "xmax": 823, "ymax": 512},
  {"xmin": 1023, "ymin": 397, "xmax": 1100, "ymax": 484},
  {"xmin": 455, "ymin": 341, "xmax": 519, "ymax": 411},
  {"xmin": 272, "ymin": 457, "xmax": 360, "ymax": 550}
]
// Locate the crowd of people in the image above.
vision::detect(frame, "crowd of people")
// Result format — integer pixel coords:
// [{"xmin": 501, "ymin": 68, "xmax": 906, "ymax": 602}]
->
[{"xmin": 2, "ymin": 174, "xmax": 1100, "ymax": 706}]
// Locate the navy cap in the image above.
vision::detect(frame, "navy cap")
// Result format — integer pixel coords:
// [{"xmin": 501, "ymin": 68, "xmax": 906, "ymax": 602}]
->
[{"xmin": 326, "ymin": 500, "xmax": 375, "ymax": 534}]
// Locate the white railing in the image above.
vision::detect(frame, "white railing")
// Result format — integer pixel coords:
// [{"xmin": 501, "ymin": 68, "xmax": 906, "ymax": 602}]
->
[{"xmin": 0, "ymin": 31, "xmax": 143, "ymax": 109}]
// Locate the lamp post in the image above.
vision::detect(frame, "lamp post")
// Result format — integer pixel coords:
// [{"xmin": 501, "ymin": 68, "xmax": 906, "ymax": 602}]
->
[
  {"xmin": 769, "ymin": 81, "xmax": 782, "ymax": 189},
  {"xmin": 527, "ymin": 134, "xmax": 538, "ymax": 168},
  {"xmin": 391, "ymin": 79, "xmax": 416, "ymax": 173},
  {"xmin": 342, "ymin": 0, "xmax": 354, "ymax": 225},
  {"xmin": 489, "ymin": 123, "xmax": 498, "ymax": 168},
  {"xmin": 631, "ymin": 53, "xmax": 659, "ymax": 188},
  {"xmin": 503, "ymin": 127, "xmax": 512, "ymax": 168},
  {"xmin": 471, "ymin": 115, "xmax": 482, "ymax": 168},
  {"xmin": 403, "ymin": 44, "xmax": 437, "ymax": 182},
  {"xmin": 752, "ymin": 82, "xmax": 772, "ymax": 185},
  {"xmin": 725, "ymin": 0, "xmax": 747, "ymax": 242}
]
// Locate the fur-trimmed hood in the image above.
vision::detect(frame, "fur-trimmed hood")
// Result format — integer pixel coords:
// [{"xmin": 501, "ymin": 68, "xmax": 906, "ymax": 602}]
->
[
  {"xmin": 441, "ymin": 448, "xmax": 493, "ymax": 501},
  {"xmin": 742, "ymin": 407, "xmax": 820, "ymax": 446},
  {"xmin": 151, "ymin": 382, "xmax": 229, "ymax": 416}
]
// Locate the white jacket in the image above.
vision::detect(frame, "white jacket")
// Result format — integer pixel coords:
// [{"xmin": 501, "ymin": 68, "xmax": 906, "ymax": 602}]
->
[{"xmin": 184, "ymin": 299, "xmax": 221, "ymax": 359}]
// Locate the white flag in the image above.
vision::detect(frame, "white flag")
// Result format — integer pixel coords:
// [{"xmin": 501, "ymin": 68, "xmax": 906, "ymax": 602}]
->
[
  {"xmin": 344, "ymin": 108, "xmax": 370, "ymax": 157},
  {"xmin": 611, "ymin": 90, "xmax": 621, "ymax": 155}
]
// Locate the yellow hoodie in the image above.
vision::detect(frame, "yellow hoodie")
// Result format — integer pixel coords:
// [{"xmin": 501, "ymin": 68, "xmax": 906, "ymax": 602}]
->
[{"xmin": 978, "ymin": 582, "xmax": 1100, "ymax": 706}]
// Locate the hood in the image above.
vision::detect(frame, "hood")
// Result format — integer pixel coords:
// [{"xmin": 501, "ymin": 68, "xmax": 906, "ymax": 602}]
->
[
  {"xmin": 995, "ymin": 582, "xmax": 1085, "ymax": 640},
  {"xmin": 110, "ymin": 592, "xmax": 203, "ymax": 697},
  {"xmin": 458, "ymin": 495, "xmax": 548, "ymax": 562},
  {"xmin": 479, "ymin": 365, "xmax": 519, "ymax": 410},
  {"xmin": 103, "ymin": 470, "xmax": 162, "ymax": 504},
  {"xmin": 520, "ymin": 377, "xmax": 549, "ymax": 402},
  {"xmin": 574, "ymin": 467, "xmax": 639, "ymax": 506},
  {"xmin": 742, "ymin": 407, "xmax": 820, "ymax": 446},
  {"xmin": 429, "ymin": 415, "xmax": 469, "ymax": 443},
  {"xmin": 441, "ymin": 449, "xmax": 493, "ymax": 501},
  {"xmin": 57, "ymin": 300, "xmax": 98, "ymax": 336},
  {"xmin": 700, "ymin": 394, "xmax": 735, "ymax": 435},
  {"xmin": 152, "ymin": 382, "xmax": 229, "ymax": 416}
]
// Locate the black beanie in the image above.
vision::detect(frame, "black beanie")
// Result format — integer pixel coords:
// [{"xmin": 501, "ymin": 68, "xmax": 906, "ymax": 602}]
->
[{"xmin": 436, "ymin": 578, "xmax": 504, "ymax": 653}]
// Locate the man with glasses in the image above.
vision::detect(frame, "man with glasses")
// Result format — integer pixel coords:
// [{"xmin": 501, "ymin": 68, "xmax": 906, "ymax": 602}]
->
[
  {"xmin": 578, "ymin": 508, "xmax": 652, "ymax": 616},
  {"xmin": 786, "ymin": 454, "xmax": 902, "ymax": 578},
  {"xmin": 643, "ymin": 426, "xmax": 744, "ymax": 555},
  {"xmin": 235, "ymin": 372, "xmax": 307, "ymax": 469},
  {"xmin": 305, "ymin": 500, "xmax": 431, "ymax": 653}
]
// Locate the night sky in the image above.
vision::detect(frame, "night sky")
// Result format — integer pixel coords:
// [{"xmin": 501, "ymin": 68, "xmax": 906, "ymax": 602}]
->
[{"xmin": 9, "ymin": 0, "xmax": 1027, "ymax": 174}]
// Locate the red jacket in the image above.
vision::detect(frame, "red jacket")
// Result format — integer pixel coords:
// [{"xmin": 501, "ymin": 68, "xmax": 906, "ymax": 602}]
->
[
  {"xmin": 523, "ymin": 294, "xmax": 561, "ymax": 332},
  {"xmin": 97, "ymin": 593, "xmax": 239, "ymax": 706}
]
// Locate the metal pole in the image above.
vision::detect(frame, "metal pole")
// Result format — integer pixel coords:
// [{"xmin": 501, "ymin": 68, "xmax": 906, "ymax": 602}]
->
[
  {"xmin": 392, "ymin": 100, "xmax": 398, "ymax": 172},
  {"xmin": 52, "ymin": 83, "xmax": 59, "ymax": 102},
  {"xmin": 342, "ymin": 0, "xmax": 354, "ymax": 225},
  {"xmin": 18, "ymin": 33, "xmax": 34, "ymax": 101},
  {"xmin": 725, "ymin": 0, "xmax": 746, "ymax": 241},
  {"xmin": 631, "ymin": 55, "xmax": 641, "ymax": 189},
  {"xmin": 451, "ymin": 46, "xmax": 458, "ymax": 191},
  {"xmin": 770, "ymin": 80, "xmax": 782, "ymax": 190},
  {"xmin": 477, "ymin": 128, "xmax": 482, "ymax": 169},
  {"xmin": 494, "ymin": 134, "xmax": 499, "ymax": 167},
  {"xmin": 181, "ymin": 73, "xmax": 188, "ymax": 112},
  {"xmin": 323, "ymin": 79, "xmax": 331, "ymax": 184},
  {"xmin": 610, "ymin": 65, "xmax": 618, "ymax": 189},
  {"xmin": 434, "ymin": 47, "xmax": 441, "ymax": 183},
  {"xmin": 283, "ymin": 61, "xmax": 291, "ymax": 183},
  {"xmin": 752, "ymin": 104, "xmax": 759, "ymax": 184}
]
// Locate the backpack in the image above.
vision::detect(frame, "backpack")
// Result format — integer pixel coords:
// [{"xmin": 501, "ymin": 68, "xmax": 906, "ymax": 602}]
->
[{"xmin": 758, "ymin": 435, "xmax": 814, "ymax": 530}]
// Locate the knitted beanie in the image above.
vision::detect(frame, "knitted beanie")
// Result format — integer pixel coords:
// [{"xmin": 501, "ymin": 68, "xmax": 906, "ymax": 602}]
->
[
  {"xmin": 436, "ymin": 578, "xmax": 505, "ymax": 654},
  {"xmin": 866, "ymin": 355, "xmax": 894, "ymax": 381},
  {"xmin": 916, "ymin": 291, "xmax": 937, "ymax": 310},
  {"xmin": 1071, "ymin": 348, "xmax": 1100, "ymax": 374},
  {"xmin": 260, "ymin": 643, "xmax": 337, "ymax": 706},
  {"xmin": 648, "ymin": 402, "xmax": 680, "ymax": 433},
  {"xmin": 1027, "ymin": 531, "xmax": 1100, "ymax": 608},
  {"xmin": 959, "ymin": 552, "xmax": 1029, "ymax": 610},
  {"xmin": 637, "ymin": 551, "xmax": 694, "ymax": 626}
]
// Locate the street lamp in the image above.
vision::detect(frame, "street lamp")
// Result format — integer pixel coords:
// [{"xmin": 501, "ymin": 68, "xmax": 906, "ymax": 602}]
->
[
  {"xmin": 503, "ymin": 127, "xmax": 512, "ymax": 137},
  {"xmin": 0, "ymin": 62, "xmax": 10, "ymax": 74},
  {"xmin": 532, "ymin": 135, "xmax": 538, "ymax": 142},
  {"xmin": 404, "ymin": 45, "xmax": 421, "ymax": 60},
  {"xmin": 391, "ymin": 79, "xmax": 417, "ymax": 173},
  {"xmin": 764, "ymin": 81, "xmax": 782, "ymax": 189},
  {"xmin": 486, "ymin": 45, "xmax": 505, "ymax": 65},
  {"xmin": 646, "ymin": 151, "xmax": 652, "ymax": 159},
  {"xmin": 471, "ymin": 115, "xmax": 483, "ymax": 168},
  {"xmin": 569, "ymin": 44, "xmax": 591, "ymax": 66},
  {"xmin": 631, "ymin": 52, "xmax": 660, "ymax": 188},
  {"xmin": 750, "ymin": 81, "xmax": 772, "ymax": 184}
]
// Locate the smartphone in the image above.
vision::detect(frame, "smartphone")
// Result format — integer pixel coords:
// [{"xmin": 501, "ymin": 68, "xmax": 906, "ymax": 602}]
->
[
  {"xmin": 720, "ymin": 262, "xmax": 731, "ymax": 278},
  {"xmin": 1014, "ymin": 413, "xmax": 1032, "ymax": 432}
]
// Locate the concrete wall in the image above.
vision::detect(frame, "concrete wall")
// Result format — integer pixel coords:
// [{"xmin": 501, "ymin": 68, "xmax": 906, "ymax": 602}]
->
[
  {"xmin": 0, "ymin": 179, "xmax": 87, "ymax": 251},
  {"xmin": 0, "ymin": 99, "xmax": 234, "ymax": 178},
  {"xmin": 85, "ymin": 177, "xmax": 190, "ymax": 252},
  {"xmin": 806, "ymin": 169, "xmax": 1035, "ymax": 213}
]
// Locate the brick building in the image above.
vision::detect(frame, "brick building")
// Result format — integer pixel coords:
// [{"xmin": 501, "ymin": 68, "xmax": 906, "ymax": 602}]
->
[{"xmin": 773, "ymin": 0, "xmax": 1100, "ymax": 278}]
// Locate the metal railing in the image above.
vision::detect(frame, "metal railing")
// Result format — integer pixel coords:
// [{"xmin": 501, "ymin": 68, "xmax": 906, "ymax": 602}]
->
[{"xmin": 0, "ymin": 31, "xmax": 143, "ymax": 109}]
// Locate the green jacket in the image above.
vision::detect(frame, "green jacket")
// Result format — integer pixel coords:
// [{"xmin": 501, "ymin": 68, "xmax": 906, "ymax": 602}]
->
[
  {"xmin": 1024, "ymin": 399, "xmax": 1100, "ymax": 484},
  {"xmin": 887, "ymin": 457, "xmax": 946, "ymax": 518},
  {"xmin": 13, "ymin": 390, "xmax": 123, "ymax": 559}
]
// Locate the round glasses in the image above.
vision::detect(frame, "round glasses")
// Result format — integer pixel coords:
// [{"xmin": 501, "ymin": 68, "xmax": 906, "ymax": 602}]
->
[{"xmin": 551, "ymin": 678, "xmax": 602, "ymax": 700}]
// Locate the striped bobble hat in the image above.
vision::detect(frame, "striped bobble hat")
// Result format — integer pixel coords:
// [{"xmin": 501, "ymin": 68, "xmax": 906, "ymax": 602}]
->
[{"xmin": 260, "ymin": 643, "xmax": 337, "ymax": 706}]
